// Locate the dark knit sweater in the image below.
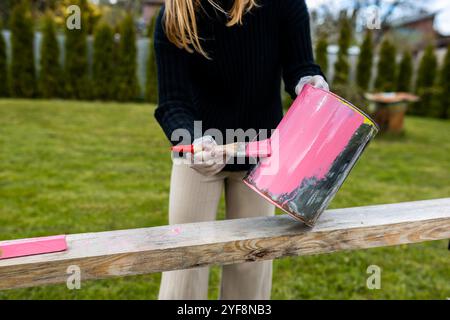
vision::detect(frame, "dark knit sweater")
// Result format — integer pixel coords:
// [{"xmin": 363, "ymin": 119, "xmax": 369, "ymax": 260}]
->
[{"xmin": 154, "ymin": 0, "xmax": 323, "ymax": 171}]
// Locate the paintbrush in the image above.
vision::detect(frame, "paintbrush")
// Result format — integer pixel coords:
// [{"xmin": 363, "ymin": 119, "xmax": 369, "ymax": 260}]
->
[{"xmin": 171, "ymin": 139, "xmax": 271, "ymax": 158}]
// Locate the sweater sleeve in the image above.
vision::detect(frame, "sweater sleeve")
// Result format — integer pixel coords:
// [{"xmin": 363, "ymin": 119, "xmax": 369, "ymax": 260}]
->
[
  {"xmin": 280, "ymin": 0, "xmax": 324, "ymax": 98},
  {"xmin": 153, "ymin": 8, "xmax": 198, "ymax": 145}
]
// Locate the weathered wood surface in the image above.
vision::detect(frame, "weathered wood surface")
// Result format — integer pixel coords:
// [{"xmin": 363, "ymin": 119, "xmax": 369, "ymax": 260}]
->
[{"xmin": 1, "ymin": 198, "xmax": 449, "ymax": 290}]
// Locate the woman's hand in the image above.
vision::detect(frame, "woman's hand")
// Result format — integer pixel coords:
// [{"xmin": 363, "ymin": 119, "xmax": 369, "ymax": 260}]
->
[
  {"xmin": 295, "ymin": 75, "xmax": 329, "ymax": 95},
  {"xmin": 186, "ymin": 136, "xmax": 229, "ymax": 176}
]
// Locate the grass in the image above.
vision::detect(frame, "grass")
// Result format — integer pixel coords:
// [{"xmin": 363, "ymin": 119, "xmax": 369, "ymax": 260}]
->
[{"xmin": 0, "ymin": 99, "xmax": 449, "ymax": 300}]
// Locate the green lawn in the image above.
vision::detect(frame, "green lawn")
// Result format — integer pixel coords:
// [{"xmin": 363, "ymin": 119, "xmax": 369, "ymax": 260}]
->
[{"xmin": 0, "ymin": 99, "xmax": 449, "ymax": 299}]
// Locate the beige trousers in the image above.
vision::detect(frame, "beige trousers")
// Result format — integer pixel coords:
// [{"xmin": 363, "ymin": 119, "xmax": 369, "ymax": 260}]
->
[{"xmin": 158, "ymin": 163, "xmax": 275, "ymax": 300}]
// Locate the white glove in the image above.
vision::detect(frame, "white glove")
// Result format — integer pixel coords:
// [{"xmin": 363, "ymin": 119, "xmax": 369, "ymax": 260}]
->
[
  {"xmin": 186, "ymin": 136, "xmax": 229, "ymax": 176},
  {"xmin": 295, "ymin": 75, "xmax": 329, "ymax": 95}
]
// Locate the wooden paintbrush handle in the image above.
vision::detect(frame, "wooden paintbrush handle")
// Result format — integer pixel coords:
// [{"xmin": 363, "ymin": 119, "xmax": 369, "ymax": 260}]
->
[{"xmin": 172, "ymin": 139, "xmax": 271, "ymax": 158}]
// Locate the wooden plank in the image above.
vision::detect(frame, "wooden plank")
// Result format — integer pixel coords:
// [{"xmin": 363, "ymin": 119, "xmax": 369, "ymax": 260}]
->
[{"xmin": 0, "ymin": 198, "xmax": 449, "ymax": 290}]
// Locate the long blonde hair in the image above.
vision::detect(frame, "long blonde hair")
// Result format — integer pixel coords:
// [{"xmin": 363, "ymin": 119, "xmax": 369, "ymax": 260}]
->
[{"xmin": 164, "ymin": 0, "xmax": 257, "ymax": 58}]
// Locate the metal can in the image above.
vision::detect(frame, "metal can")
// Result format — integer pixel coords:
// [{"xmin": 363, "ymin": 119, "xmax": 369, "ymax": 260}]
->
[{"xmin": 243, "ymin": 84, "xmax": 379, "ymax": 226}]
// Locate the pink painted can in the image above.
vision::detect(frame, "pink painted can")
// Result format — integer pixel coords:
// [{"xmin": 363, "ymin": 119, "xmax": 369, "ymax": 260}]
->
[{"xmin": 243, "ymin": 84, "xmax": 378, "ymax": 226}]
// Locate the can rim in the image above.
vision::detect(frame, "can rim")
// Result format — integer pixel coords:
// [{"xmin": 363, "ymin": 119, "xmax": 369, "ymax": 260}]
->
[{"xmin": 242, "ymin": 178, "xmax": 315, "ymax": 227}]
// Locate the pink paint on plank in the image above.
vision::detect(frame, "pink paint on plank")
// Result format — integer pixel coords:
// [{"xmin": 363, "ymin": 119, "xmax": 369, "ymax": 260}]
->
[
  {"xmin": 0, "ymin": 235, "xmax": 67, "ymax": 259},
  {"xmin": 248, "ymin": 85, "xmax": 364, "ymax": 195},
  {"xmin": 169, "ymin": 227, "xmax": 182, "ymax": 235}
]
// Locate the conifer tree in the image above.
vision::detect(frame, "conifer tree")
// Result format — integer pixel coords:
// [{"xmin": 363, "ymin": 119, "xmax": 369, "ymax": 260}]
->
[
  {"xmin": 396, "ymin": 50, "xmax": 413, "ymax": 93},
  {"xmin": 116, "ymin": 14, "xmax": 139, "ymax": 101},
  {"xmin": 39, "ymin": 14, "xmax": 62, "ymax": 98},
  {"xmin": 333, "ymin": 17, "xmax": 352, "ymax": 86},
  {"xmin": 146, "ymin": 11, "xmax": 159, "ymax": 103},
  {"xmin": 356, "ymin": 30, "xmax": 373, "ymax": 91},
  {"xmin": 0, "ymin": 21, "xmax": 8, "ymax": 97},
  {"xmin": 436, "ymin": 46, "xmax": 450, "ymax": 119},
  {"xmin": 315, "ymin": 33, "xmax": 328, "ymax": 77},
  {"xmin": 374, "ymin": 38, "xmax": 397, "ymax": 92},
  {"xmin": 412, "ymin": 45, "xmax": 437, "ymax": 116},
  {"xmin": 92, "ymin": 23, "xmax": 115, "ymax": 100},
  {"xmin": 65, "ymin": 0, "xmax": 89, "ymax": 99},
  {"xmin": 9, "ymin": 1, "xmax": 35, "ymax": 98}
]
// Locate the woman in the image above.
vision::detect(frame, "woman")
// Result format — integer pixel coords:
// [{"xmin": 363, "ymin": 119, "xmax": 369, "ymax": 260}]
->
[{"xmin": 154, "ymin": 0, "xmax": 328, "ymax": 300}]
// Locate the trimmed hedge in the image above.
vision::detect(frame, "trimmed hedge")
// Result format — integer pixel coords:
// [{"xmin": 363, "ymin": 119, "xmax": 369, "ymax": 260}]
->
[{"xmin": 9, "ymin": 1, "xmax": 35, "ymax": 98}]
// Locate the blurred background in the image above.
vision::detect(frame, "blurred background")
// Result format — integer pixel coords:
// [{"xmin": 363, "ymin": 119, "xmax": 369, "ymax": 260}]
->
[{"xmin": 0, "ymin": 0, "xmax": 449, "ymax": 299}]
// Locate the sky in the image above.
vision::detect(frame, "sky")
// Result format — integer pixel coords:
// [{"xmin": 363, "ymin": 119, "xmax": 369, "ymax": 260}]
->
[{"xmin": 306, "ymin": 0, "xmax": 450, "ymax": 35}]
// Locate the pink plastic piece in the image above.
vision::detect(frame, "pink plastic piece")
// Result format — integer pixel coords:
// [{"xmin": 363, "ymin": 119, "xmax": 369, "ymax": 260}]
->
[{"xmin": 0, "ymin": 235, "xmax": 67, "ymax": 259}]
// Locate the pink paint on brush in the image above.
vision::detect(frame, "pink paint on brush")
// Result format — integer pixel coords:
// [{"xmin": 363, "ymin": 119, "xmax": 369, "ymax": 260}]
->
[
  {"xmin": 0, "ymin": 235, "xmax": 67, "ymax": 259},
  {"xmin": 170, "ymin": 139, "xmax": 271, "ymax": 158},
  {"xmin": 250, "ymin": 86, "xmax": 364, "ymax": 195},
  {"xmin": 245, "ymin": 139, "xmax": 271, "ymax": 157}
]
